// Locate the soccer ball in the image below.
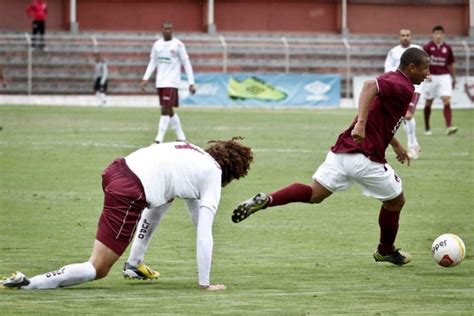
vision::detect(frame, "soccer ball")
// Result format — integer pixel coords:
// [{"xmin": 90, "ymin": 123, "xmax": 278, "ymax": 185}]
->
[{"xmin": 431, "ymin": 234, "xmax": 466, "ymax": 267}]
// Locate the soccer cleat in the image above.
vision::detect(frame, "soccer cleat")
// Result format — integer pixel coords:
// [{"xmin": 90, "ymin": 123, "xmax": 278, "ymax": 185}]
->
[
  {"xmin": 0, "ymin": 271, "xmax": 30, "ymax": 289},
  {"xmin": 424, "ymin": 129, "xmax": 432, "ymax": 135},
  {"xmin": 407, "ymin": 145, "xmax": 421, "ymax": 160},
  {"xmin": 228, "ymin": 76, "xmax": 287, "ymax": 101},
  {"xmin": 232, "ymin": 193, "xmax": 269, "ymax": 223},
  {"xmin": 373, "ymin": 248, "xmax": 412, "ymax": 266},
  {"xmin": 122, "ymin": 262, "xmax": 160, "ymax": 280},
  {"xmin": 445, "ymin": 126, "xmax": 458, "ymax": 136}
]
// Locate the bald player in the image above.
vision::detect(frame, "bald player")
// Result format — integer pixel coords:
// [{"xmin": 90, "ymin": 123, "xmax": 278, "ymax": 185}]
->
[{"xmin": 385, "ymin": 29, "xmax": 422, "ymax": 159}]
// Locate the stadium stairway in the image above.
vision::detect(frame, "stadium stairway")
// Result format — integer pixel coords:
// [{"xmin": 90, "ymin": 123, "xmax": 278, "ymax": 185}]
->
[{"xmin": 1, "ymin": 31, "xmax": 472, "ymax": 97}]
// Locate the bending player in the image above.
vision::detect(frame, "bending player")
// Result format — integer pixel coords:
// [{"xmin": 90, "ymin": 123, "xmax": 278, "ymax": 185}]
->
[{"xmin": 1, "ymin": 138, "xmax": 253, "ymax": 291}]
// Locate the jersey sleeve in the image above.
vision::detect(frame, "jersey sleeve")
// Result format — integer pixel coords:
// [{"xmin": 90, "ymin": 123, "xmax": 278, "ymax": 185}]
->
[
  {"xmin": 384, "ymin": 50, "xmax": 396, "ymax": 73},
  {"xmin": 143, "ymin": 43, "xmax": 157, "ymax": 81},
  {"xmin": 178, "ymin": 42, "xmax": 195, "ymax": 85},
  {"xmin": 197, "ymin": 166, "xmax": 221, "ymax": 215}
]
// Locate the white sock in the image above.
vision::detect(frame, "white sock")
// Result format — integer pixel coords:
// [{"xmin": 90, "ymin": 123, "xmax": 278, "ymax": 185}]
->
[
  {"xmin": 155, "ymin": 115, "xmax": 171, "ymax": 143},
  {"xmin": 405, "ymin": 118, "xmax": 418, "ymax": 148},
  {"xmin": 170, "ymin": 114, "xmax": 186, "ymax": 141},
  {"xmin": 126, "ymin": 203, "xmax": 172, "ymax": 266},
  {"xmin": 100, "ymin": 93, "xmax": 106, "ymax": 105},
  {"xmin": 24, "ymin": 262, "xmax": 96, "ymax": 289}
]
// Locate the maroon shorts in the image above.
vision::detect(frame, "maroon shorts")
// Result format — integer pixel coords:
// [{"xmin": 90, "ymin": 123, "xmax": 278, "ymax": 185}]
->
[
  {"xmin": 157, "ymin": 87, "xmax": 179, "ymax": 108},
  {"xmin": 96, "ymin": 158, "xmax": 147, "ymax": 256}
]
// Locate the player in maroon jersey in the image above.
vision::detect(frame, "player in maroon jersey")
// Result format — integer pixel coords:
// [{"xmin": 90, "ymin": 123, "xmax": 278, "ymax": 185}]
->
[
  {"xmin": 422, "ymin": 25, "xmax": 458, "ymax": 135},
  {"xmin": 232, "ymin": 48, "xmax": 430, "ymax": 266}
]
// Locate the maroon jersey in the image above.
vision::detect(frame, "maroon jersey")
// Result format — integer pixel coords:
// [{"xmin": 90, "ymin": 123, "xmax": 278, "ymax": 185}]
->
[
  {"xmin": 331, "ymin": 70, "xmax": 414, "ymax": 163},
  {"xmin": 423, "ymin": 41, "xmax": 454, "ymax": 75}
]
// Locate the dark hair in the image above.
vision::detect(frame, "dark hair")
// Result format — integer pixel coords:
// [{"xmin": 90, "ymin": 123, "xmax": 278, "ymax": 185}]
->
[
  {"xmin": 205, "ymin": 136, "xmax": 253, "ymax": 185},
  {"xmin": 399, "ymin": 47, "xmax": 428, "ymax": 69},
  {"xmin": 432, "ymin": 25, "xmax": 444, "ymax": 33}
]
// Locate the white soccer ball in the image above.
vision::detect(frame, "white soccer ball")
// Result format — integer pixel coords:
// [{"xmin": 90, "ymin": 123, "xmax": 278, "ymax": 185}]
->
[{"xmin": 431, "ymin": 234, "xmax": 466, "ymax": 267}]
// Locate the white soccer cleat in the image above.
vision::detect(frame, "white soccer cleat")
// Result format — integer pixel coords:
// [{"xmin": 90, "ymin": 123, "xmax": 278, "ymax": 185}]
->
[{"xmin": 0, "ymin": 271, "xmax": 30, "ymax": 289}]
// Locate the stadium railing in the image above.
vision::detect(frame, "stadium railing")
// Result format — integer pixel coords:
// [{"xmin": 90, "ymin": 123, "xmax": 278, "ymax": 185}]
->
[{"xmin": 0, "ymin": 32, "xmax": 472, "ymax": 97}]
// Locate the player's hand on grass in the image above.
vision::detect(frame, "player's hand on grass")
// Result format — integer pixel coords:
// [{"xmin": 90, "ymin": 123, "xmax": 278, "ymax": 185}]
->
[
  {"xmin": 140, "ymin": 80, "xmax": 147, "ymax": 92},
  {"xmin": 199, "ymin": 284, "xmax": 226, "ymax": 291}
]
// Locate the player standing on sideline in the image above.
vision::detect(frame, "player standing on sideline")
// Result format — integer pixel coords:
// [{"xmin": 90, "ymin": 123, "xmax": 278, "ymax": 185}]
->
[
  {"xmin": 0, "ymin": 65, "xmax": 7, "ymax": 87},
  {"xmin": 0, "ymin": 138, "xmax": 253, "ymax": 291},
  {"xmin": 141, "ymin": 21, "xmax": 195, "ymax": 143},
  {"xmin": 93, "ymin": 53, "xmax": 108, "ymax": 106},
  {"xmin": 423, "ymin": 25, "xmax": 458, "ymax": 136},
  {"xmin": 385, "ymin": 29, "xmax": 423, "ymax": 160},
  {"xmin": 26, "ymin": 0, "xmax": 47, "ymax": 50},
  {"xmin": 232, "ymin": 48, "xmax": 430, "ymax": 266}
]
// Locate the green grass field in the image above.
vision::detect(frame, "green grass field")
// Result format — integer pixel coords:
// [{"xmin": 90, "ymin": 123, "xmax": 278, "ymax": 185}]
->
[{"xmin": 0, "ymin": 105, "xmax": 473, "ymax": 315}]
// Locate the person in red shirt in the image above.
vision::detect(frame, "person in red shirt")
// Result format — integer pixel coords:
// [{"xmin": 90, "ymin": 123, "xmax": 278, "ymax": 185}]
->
[
  {"xmin": 26, "ymin": 0, "xmax": 47, "ymax": 50},
  {"xmin": 232, "ymin": 48, "xmax": 430, "ymax": 267},
  {"xmin": 422, "ymin": 25, "xmax": 457, "ymax": 135}
]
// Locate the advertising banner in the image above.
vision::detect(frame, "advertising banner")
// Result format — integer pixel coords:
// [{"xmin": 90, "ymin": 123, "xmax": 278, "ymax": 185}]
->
[
  {"xmin": 179, "ymin": 73, "xmax": 341, "ymax": 106},
  {"xmin": 353, "ymin": 76, "xmax": 474, "ymax": 109}
]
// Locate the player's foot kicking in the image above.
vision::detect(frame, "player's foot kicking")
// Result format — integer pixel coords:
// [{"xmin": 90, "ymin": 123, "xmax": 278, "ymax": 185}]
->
[
  {"xmin": 373, "ymin": 248, "xmax": 412, "ymax": 266},
  {"xmin": 445, "ymin": 126, "xmax": 458, "ymax": 136},
  {"xmin": 232, "ymin": 193, "xmax": 269, "ymax": 223},
  {"xmin": 122, "ymin": 262, "xmax": 160, "ymax": 280},
  {"xmin": 0, "ymin": 271, "xmax": 30, "ymax": 289}
]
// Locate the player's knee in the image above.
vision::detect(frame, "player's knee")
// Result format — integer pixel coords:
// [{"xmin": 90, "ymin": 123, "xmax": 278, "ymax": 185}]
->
[
  {"xmin": 93, "ymin": 266, "xmax": 111, "ymax": 280},
  {"xmin": 383, "ymin": 194, "xmax": 405, "ymax": 212}
]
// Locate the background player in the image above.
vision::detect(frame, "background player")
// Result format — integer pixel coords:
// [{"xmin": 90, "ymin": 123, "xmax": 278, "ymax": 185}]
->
[
  {"xmin": 0, "ymin": 65, "xmax": 7, "ymax": 87},
  {"xmin": 422, "ymin": 25, "xmax": 457, "ymax": 135},
  {"xmin": 93, "ymin": 53, "xmax": 108, "ymax": 106},
  {"xmin": 385, "ymin": 29, "xmax": 422, "ymax": 159},
  {"xmin": 1, "ymin": 138, "xmax": 253, "ymax": 291},
  {"xmin": 26, "ymin": 0, "xmax": 47, "ymax": 50},
  {"xmin": 141, "ymin": 21, "xmax": 196, "ymax": 143},
  {"xmin": 232, "ymin": 48, "xmax": 430, "ymax": 266}
]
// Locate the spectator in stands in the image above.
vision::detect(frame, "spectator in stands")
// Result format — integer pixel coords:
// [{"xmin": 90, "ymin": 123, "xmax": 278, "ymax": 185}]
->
[
  {"xmin": 384, "ymin": 29, "xmax": 422, "ymax": 160},
  {"xmin": 0, "ymin": 65, "xmax": 7, "ymax": 87},
  {"xmin": 140, "ymin": 21, "xmax": 196, "ymax": 144},
  {"xmin": 93, "ymin": 53, "xmax": 108, "ymax": 106},
  {"xmin": 26, "ymin": 0, "xmax": 47, "ymax": 51},
  {"xmin": 422, "ymin": 25, "xmax": 458, "ymax": 136}
]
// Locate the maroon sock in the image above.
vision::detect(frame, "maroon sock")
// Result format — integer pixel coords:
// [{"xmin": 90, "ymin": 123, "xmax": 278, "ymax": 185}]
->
[
  {"xmin": 268, "ymin": 183, "xmax": 312, "ymax": 207},
  {"xmin": 443, "ymin": 105, "xmax": 452, "ymax": 127},
  {"xmin": 423, "ymin": 106, "xmax": 431, "ymax": 130},
  {"xmin": 377, "ymin": 206, "xmax": 400, "ymax": 255}
]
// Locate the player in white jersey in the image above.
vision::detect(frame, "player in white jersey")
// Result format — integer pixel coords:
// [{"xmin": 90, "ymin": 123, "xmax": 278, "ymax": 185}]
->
[
  {"xmin": 93, "ymin": 53, "xmax": 108, "ymax": 106},
  {"xmin": 0, "ymin": 138, "xmax": 253, "ymax": 291},
  {"xmin": 384, "ymin": 29, "xmax": 422, "ymax": 159},
  {"xmin": 141, "ymin": 21, "xmax": 196, "ymax": 143}
]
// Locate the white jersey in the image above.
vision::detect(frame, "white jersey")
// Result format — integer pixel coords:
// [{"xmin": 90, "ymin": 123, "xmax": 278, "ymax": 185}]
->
[
  {"xmin": 125, "ymin": 142, "xmax": 221, "ymax": 211},
  {"xmin": 384, "ymin": 44, "xmax": 423, "ymax": 93},
  {"xmin": 94, "ymin": 60, "xmax": 108, "ymax": 85},
  {"xmin": 142, "ymin": 37, "xmax": 195, "ymax": 88}
]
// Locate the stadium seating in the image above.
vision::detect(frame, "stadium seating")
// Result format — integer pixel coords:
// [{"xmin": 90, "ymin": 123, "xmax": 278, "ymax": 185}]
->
[{"xmin": 1, "ymin": 31, "xmax": 472, "ymax": 96}]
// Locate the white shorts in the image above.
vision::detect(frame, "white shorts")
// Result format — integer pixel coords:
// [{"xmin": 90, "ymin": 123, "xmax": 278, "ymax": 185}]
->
[
  {"xmin": 423, "ymin": 74, "xmax": 452, "ymax": 99},
  {"xmin": 313, "ymin": 152, "xmax": 403, "ymax": 201}
]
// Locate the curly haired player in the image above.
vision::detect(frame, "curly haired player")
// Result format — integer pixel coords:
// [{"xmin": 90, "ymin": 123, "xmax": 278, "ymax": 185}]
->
[{"xmin": 1, "ymin": 138, "xmax": 253, "ymax": 291}]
